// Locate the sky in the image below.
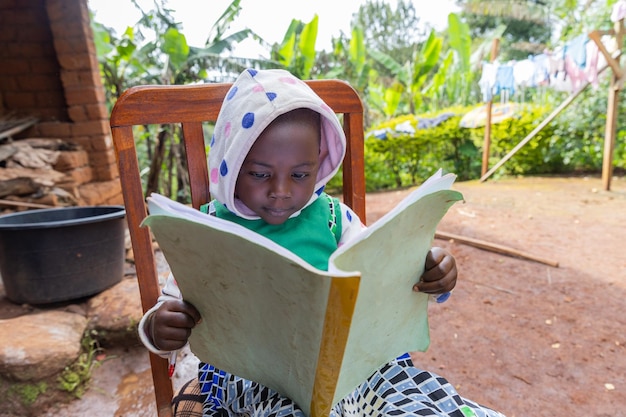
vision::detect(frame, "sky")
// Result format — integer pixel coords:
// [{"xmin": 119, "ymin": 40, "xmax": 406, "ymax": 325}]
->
[{"xmin": 88, "ymin": 0, "xmax": 460, "ymax": 58}]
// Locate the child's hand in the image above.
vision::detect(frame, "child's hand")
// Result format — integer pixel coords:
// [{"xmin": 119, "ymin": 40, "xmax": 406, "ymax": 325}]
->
[
  {"xmin": 413, "ymin": 247, "xmax": 457, "ymax": 295},
  {"xmin": 147, "ymin": 300, "xmax": 201, "ymax": 351}
]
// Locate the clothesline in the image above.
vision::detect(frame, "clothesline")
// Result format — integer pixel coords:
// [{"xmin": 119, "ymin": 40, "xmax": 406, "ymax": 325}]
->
[
  {"xmin": 478, "ymin": 33, "xmax": 615, "ymax": 101},
  {"xmin": 479, "ymin": 0, "xmax": 626, "ymax": 102}
]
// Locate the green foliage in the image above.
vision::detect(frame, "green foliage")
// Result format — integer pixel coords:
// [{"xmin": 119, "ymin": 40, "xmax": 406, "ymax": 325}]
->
[
  {"xmin": 466, "ymin": 105, "xmax": 563, "ymax": 176},
  {"xmin": 352, "ymin": 0, "xmax": 425, "ymax": 72},
  {"xmin": 362, "ymin": 95, "xmax": 626, "ymax": 190},
  {"xmin": 368, "ymin": 29, "xmax": 444, "ymax": 115},
  {"xmin": 91, "ymin": 0, "xmax": 625, "ymax": 198},
  {"xmin": 364, "ymin": 108, "xmax": 481, "ymax": 189},
  {"xmin": 57, "ymin": 330, "xmax": 102, "ymax": 398},
  {"xmin": 550, "ymin": 84, "xmax": 626, "ymax": 173},
  {"xmin": 272, "ymin": 15, "xmax": 319, "ymax": 79},
  {"xmin": 8, "ymin": 382, "xmax": 48, "ymax": 406},
  {"xmin": 459, "ymin": 0, "xmax": 553, "ymax": 58}
]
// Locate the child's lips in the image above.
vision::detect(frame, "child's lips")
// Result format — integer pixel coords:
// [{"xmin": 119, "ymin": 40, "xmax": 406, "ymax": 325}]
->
[{"xmin": 265, "ymin": 206, "xmax": 292, "ymax": 217}]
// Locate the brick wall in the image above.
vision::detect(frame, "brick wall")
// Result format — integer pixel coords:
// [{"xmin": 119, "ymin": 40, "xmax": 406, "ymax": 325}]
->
[{"xmin": 0, "ymin": 0, "xmax": 121, "ymax": 204}]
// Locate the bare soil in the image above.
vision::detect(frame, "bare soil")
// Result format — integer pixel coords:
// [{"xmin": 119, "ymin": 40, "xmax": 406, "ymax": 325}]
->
[
  {"xmin": 4, "ymin": 174, "xmax": 625, "ymax": 417},
  {"xmin": 366, "ymin": 174, "xmax": 626, "ymax": 417}
]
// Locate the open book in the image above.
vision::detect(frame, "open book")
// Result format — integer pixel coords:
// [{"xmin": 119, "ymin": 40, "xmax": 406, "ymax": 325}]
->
[{"xmin": 142, "ymin": 170, "xmax": 463, "ymax": 417}]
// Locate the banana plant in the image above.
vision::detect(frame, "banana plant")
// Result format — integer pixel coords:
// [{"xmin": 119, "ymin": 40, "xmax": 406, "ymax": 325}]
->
[
  {"xmin": 321, "ymin": 26, "xmax": 371, "ymax": 93},
  {"xmin": 272, "ymin": 14, "xmax": 319, "ymax": 79},
  {"xmin": 441, "ymin": 12, "xmax": 476, "ymax": 106},
  {"xmin": 368, "ymin": 29, "xmax": 443, "ymax": 115}
]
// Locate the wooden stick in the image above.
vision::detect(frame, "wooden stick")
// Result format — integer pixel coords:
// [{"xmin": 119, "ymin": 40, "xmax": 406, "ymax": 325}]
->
[
  {"xmin": 0, "ymin": 199, "xmax": 55, "ymax": 209},
  {"xmin": 435, "ymin": 230, "xmax": 559, "ymax": 268}
]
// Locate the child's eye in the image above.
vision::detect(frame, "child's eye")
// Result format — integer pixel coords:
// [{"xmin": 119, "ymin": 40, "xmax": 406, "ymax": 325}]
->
[
  {"xmin": 249, "ymin": 172, "xmax": 270, "ymax": 179},
  {"xmin": 292, "ymin": 172, "xmax": 309, "ymax": 180}
]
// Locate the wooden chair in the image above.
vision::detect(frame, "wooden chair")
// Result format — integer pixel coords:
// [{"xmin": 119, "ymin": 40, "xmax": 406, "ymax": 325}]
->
[{"xmin": 110, "ymin": 79, "xmax": 365, "ymax": 417}]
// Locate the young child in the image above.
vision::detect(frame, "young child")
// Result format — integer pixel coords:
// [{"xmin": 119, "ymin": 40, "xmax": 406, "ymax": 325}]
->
[{"xmin": 139, "ymin": 68, "xmax": 505, "ymax": 417}]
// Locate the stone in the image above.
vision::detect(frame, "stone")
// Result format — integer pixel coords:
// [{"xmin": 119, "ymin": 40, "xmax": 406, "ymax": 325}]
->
[
  {"xmin": 0, "ymin": 310, "xmax": 87, "ymax": 381},
  {"xmin": 86, "ymin": 277, "xmax": 143, "ymax": 347}
]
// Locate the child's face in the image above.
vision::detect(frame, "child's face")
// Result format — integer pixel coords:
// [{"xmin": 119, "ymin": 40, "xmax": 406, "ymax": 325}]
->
[{"xmin": 235, "ymin": 117, "xmax": 321, "ymax": 225}]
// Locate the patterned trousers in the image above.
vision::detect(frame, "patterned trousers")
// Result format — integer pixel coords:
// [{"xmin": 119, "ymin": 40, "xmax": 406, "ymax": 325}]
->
[{"xmin": 179, "ymin": 353, "xmax": 506, "ymax": 417}]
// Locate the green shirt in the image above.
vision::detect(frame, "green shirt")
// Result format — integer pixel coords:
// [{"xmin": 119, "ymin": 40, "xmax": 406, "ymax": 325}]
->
[{"xmin": 209, "ymin": 194, "xmax": 341, "ymax": 271}]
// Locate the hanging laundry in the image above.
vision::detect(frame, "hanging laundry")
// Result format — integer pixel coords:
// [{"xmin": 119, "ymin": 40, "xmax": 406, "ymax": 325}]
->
[
  {"xmin": 479, "ymin": 62, "xmax": 498, "ymax": 102},
  {"xmin": 584, "ymin": 39, "xmax": 600, "ymax": 88},
  {"xmin": 494, "ymin": 64, "xmax": 515, "ymax": 97},
  {"xmin": 564, "ymin": 55, "xmax": 587, "ymax": 91},
  {"xmin": 611, "ymin": 0, "xmax": 626, "ymax": 22},
  {"xmin": 564, "ymin": 34, "xmax": 588, "ymax": 68},
  {"xmin": 513, "ymin": 58, "xmax": 536, "ymax": 89},
  {"xmin": 531, "ymin": 54, "xmax": 551, "ymax": 86}
]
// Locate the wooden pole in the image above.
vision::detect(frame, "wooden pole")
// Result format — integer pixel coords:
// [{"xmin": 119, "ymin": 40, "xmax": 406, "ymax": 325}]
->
[
  {"xmin": 481, "ymin": 38, "xmax": 500, "ymax": 177},
  {"xmin": 601, "ymin": 19, "xmax": 624, "ymax": 191},
  {"xmin": 435, "ymin": 230, "xmax": 559, "ymax": 267}
]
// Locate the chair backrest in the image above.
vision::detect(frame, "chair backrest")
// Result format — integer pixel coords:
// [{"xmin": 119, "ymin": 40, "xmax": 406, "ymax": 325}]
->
[{"xmin": 110, "ymin": 79, "xmax": 365, "ymax": 417}]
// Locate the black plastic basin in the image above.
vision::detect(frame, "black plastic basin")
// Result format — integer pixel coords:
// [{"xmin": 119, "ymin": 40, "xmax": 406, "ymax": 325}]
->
[{"xmin": 0, "ymin": 206, "xmax": 126, "ymax": 304}]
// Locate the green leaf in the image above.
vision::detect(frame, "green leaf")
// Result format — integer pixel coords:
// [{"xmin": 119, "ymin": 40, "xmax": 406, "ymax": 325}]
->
[
  {"xmin": 162, "ymin": 27, "xmax": 189, "ymax": 70},
  {"xmin": 413, "ymin": 30, "xmax": 442, "ymax": 82},
  {"xmin": 447, "ymin": 13, "xmax": 471, "ymax": 72},
  {"xmin": 349, "ymin": 26, "xmax": 366, "ymax": 74},
  {"xmin": 298, "ymin": 14, "xmax": 319, "ymax": 78}
]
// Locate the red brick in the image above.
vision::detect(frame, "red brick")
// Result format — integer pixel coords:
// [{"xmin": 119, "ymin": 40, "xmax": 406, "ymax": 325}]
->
[
  {"xmin": 0, "ymin": 26, "xmax": 17, "ymax": 42},
  {"xmin": 47, "ymin": 0, "xmax": 90, "ymax": 23},
  {"xmin": 4, "ymin": 91, "xmax": 36, "ymax": 108},
  {"xmin": 54, "ymin": 149, "xmax": 90, "ymax": 171},
  {"xmin": 17, "ymin": 26, "xmax": 50, "ymax": 43},
  {"xmin": 49, "ymin": 21, "xmax": 88, "ymax": 40},
  {"xmin": 34, "ymin": 107, "xmax": 68, "ymax": 121},
  {"xmin": 71, "ymin": 120, "xmax": 110, "ymax": 136},
  {"xmin": 90, "ymin": 148, "xmax": 117, "ymax": 166},
  {"xmin": 17, "ymin": 74, "xmax": 62, "ymax": 91},
  {"xmin": 8, "ymin": 42, "xmax": 56, "ymax": 58},
  {"xmin": 85, "ymin": 103, "xmax": 108, "ymax": 120},
  {"xmin": 78, "ymin": 179, "xmax": 122, "ymax": 205},
  {"xmin": 0, "ymin": 59, "xmax": 30, "ymax": 75},
  {"xmin": 37, "ymin": 121, "xmax": 72, "ymax": 137},
  {"xmin": 103, "ymin": 192, "xmax": 124, "ymax": 206},
  {"xmin": 60, "ymin": 71, "xmax": 80, "ymax": 88},
  {"xmin": 28, "ymin": 58, "xmax": 61, "ymax": 74},
  {"xmin": 56, "ymin": 54, "xmax": 92, "ymax": 71},
  {"xmin": 53, "ymin": 37, "xmax": 91, "ymax": 55},
  {"xmin": 36, "ymin": 91, "xmax": 66, "ymax": 107},
  {"xmin": 93, "ymin": 163, "xmax": 120, "ymax": 181},
  {"xmin": 0, "ymin": 77, "xmax": 19, "ymax": 91},
  {"xmin": 68, "ymin": 105, "xmax": 88, "ymax": 122},
  {"xmin": 69, "ymin": 136, "xmax": 94, "ymax": 151},
  {"xmin": 64, "ymin": 166, "xmax": 93, "ymax": 185},
  {"xmin": 90, "ymin": 133, "xmax": 114, "ymax": 151},
  {"xmin": 78, "ymin": 69, "xmax": 103, "ymax": 88},
  {"xmin": 0, "ymin": 9, "xmax": 17, "ymax": 23},
  {"xmin": 65, "ymin": 86, "xmax": 105, "ymax": 105},
  {"xmin": 0, "ymin": 0, "xmax": 20, "ymax": 10}
]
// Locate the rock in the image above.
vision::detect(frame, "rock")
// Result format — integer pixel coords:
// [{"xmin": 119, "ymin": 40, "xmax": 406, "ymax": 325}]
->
[
  {"xmin": 0, "ymin": 310, "xmax": 87, "ymax": 381},
  {"xmin": 87, "ymin": 278, "xmax": 143, "ymax": 347}
]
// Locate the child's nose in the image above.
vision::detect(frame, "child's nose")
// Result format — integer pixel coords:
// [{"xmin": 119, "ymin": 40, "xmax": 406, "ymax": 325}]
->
[{"xmin": 270, "ymin": 177, "xmax": 291, "ymax": 199}]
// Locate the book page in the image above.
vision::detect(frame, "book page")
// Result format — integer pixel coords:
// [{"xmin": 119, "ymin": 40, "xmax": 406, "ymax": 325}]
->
[
  {"xmin": 328, "ymin": 185, "xmax": 463, "ymax": 404},
  {"xmin": 143, "ymin": 168, "xmax": 463, "ymax": 415},
  {"xmin": 142, "ymin": 199, "xmax": 358, "ymax": 416}
]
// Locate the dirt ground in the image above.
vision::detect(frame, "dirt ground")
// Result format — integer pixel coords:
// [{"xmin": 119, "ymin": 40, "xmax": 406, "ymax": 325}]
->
[
  {"xmin": 365, "ymin": 174, "xmax": 626, "ymax": 417},
  {"xmin": 4, "ymin": 174, "xmax": 625, "ymax": 417}
]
